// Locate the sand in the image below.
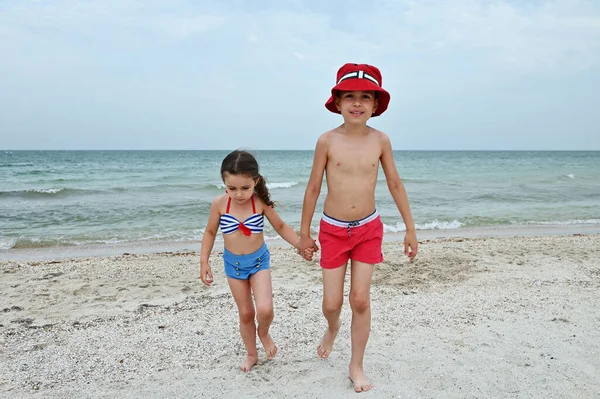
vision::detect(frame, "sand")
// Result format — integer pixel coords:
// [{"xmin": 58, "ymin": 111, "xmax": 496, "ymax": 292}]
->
[{"xmin": 1, "ymin": 234, "xmax": 599, "ymax": 398}]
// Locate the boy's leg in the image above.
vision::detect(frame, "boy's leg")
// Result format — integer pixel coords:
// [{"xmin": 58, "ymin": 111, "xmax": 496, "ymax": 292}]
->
[
  {"xmin": 249, "ymin": 269, "xmax": 277, "ymax": 360},
  {"xmin": 318, "ymin": 263, "xmax": 347, "ymax": 358},
  {"xmin": 227, "ymin": 277, "xmax": 258, "ymax": 372},
  {"xmin": 348, "ymin": 259, "xmax": 375, "ymax": 392}
]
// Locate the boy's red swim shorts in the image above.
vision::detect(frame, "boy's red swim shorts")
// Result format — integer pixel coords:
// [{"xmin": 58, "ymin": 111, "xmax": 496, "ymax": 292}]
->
[{"xmin": 318, "ymin": 210, "xmax": 384, "ymax": 269}]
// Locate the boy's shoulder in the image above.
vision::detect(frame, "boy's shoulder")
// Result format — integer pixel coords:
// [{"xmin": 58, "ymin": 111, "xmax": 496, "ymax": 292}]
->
[
  {"xmin": 314, "ymin": 128, "xmax": 337, "ymax": 148},
  {"xmin": 368, "ymin": 126, "xmax": 389, "ymax": 140},
  {"xmin": 318, "ymin": 126, "xmax": 390, "ymax": 141},
  {"xmin": 318, "ymin": 127, "xmax": 339, "ymax": 139}
]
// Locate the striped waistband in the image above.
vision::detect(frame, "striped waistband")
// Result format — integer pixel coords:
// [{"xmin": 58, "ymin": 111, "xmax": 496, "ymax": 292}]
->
[{"xmin": 321, "ymin": 210, "xmax": 379, "ymax": 228}]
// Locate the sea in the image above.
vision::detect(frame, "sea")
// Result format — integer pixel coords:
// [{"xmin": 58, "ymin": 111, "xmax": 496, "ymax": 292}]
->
[{"xmin": 1, "ymin": 150, "xmax": 599, "ymax": 260}]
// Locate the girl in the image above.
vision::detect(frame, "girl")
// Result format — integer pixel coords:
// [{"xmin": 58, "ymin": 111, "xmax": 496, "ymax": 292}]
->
[{"xmin": 200, "ymin": 150, "xmax": 314, "ymax": 373}]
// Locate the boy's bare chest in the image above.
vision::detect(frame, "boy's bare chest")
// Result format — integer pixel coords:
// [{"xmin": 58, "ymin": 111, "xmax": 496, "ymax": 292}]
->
[{"xmin": 327, "ymin": 145, "xmax": 381, "ymax": 175}]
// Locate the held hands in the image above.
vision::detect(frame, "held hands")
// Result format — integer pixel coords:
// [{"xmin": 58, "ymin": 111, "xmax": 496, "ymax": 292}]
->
[
  {"xmin": 297, "ymin": 235, "xmax": 319, "ymax": 261},
  {"xmin": 301, "ymin": 246, "xmax": 317, "ymax": 261},
  {"xmin": 404, "ymin": 230, "xmax": 418, "ymax": 261},
  {"xmin": 200, "ymin": 262, "xmax": 214, "ymax": 286}
]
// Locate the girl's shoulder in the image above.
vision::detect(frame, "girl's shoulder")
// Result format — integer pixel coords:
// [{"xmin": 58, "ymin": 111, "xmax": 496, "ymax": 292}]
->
[
  {"xmin": 253, "ymin": 193, "xmax": 277, "ymax": 216},
  {"xmin": 252, "ymin": 193, "xmax": 265, "ymax": 214},
  {"xmin": 212, "ymin": 194, "xmax": 228, "ymax": 213}
]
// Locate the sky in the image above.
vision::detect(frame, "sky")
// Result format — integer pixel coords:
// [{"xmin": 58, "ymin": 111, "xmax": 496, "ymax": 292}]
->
[{"xmin": 1, "ymin": 0, "xmax": 599, "ymax": 150}]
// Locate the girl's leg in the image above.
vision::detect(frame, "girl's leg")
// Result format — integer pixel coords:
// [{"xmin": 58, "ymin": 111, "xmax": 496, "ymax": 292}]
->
[
  {"xmin": 227, "ymin": 277, "xmax": 258, "ymax": 372},
  {"xmin": 249, "ymin": 269, "xmax": 277, "ymax": 359},
  {"xmin": 348, "ymin": 259, "xmax": 375, "ymax": 392},
  {"xmin": 317, "ymin": 263, "xmax": 347, "ymax": 358}
]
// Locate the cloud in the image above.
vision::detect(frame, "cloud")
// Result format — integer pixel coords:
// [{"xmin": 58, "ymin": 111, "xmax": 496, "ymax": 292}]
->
[
  {"xmin": 193, "ymin": 0, "xmax": 600, "ymax": 77},
  {"xmin": 0, "ymin": 0, "xmax": 599, "ymax": 150},
  {"xmin": 352, "ymin": 0, "xmax": 600, "ymax": 74},
  {"xmin": 6, "ymin": 1, "xmax": 596, "ymax": 73},
  {"xmin": 0, "ymin": 0, "xmax": 226, "ymax": 42}
]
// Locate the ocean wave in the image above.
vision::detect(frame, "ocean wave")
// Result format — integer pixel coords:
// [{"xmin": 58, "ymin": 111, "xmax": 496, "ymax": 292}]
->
[
  {"xmin": 109, "ymin": 183, "xmax": 201, "ymax": 193},
  {"xmin": 211, "ymin": 182, "xmax": 298, "ymax": 190},
  {"xmin": 3, "ymin": 228, "xmax": 209, "ymax": 250},
  {"xmin": 7, "ymin": 237, "xmax": 80, "ymax": 249},
  {"xmin": 467, "ymin": 193, "xmax": 533, "ymax": 203},
  {"xmin": 1, "ymin": 184, "xmax": 211, "ymax": 198},
  {"xmin": 5, "ymin": 236, "xmax": 141, "ymax": 250},
  {"xmin": 267, "ymin": 182, "xmax": 298, "ymax": 189},
  {"xmin": 522, "ymin": 219, "xmax": 600, "ymax": 226},
  {"xmin": 379, "ymin": 218, "xmax": 600, "ymax": 232},
  {"xmin": 383, "ymin": 219, "xmax": 462, "ymax": 232},
  {"xmin": 377, "ymin": 176, "xmax": 424, "ymax": 183},
  {"xmin": 0, "ymin": 162, "xmax": 35, "ymax": 168},
  {"xmin": 0, "ymin": 188, "xmax": 103, "ymax": 199},
  {"xmin": 0, "ymin": 237, "xmax": 17, "ymax": 251}
]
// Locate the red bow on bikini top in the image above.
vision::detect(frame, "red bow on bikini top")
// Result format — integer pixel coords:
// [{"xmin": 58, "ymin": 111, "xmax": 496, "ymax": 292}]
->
[
  {"xmin": 238, "ymin": 223, "xmax": 251, "ymax": 236},
  {"xmin": 224, "ymin": 190, "xmax": 253, "ymax": 236}
]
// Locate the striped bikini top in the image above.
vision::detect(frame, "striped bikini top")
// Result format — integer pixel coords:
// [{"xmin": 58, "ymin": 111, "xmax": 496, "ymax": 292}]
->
[{"xmin": 219, "ymin": 196, "xmax": 264, "ymax": 236}]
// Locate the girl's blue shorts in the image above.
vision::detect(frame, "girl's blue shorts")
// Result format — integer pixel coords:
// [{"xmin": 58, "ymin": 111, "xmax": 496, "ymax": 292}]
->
[{"xmin": 223, "ymin": 242, "xmax": 270, "ymax": 280}]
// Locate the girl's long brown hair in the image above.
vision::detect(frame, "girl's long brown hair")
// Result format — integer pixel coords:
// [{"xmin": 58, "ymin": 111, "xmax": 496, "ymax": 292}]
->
[{"xmin": 220, "ymin": 150, "xmax": 274, "ymax": 207}]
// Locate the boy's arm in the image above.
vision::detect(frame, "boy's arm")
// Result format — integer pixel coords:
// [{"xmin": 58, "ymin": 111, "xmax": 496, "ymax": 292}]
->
[
  {"xmin": 199, "ymin": 198, "xmax": 221, "ymax": 286},
  {"xmin": 299, "ymin": 136, "xmax": 328, "ymax": 251},
  {"xmin": 379, "ymin": 134, "xmax": 418, "ymax": 260}
]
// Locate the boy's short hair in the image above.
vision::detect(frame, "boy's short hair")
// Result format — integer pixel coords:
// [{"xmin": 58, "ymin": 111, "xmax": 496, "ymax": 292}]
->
[{"xmin": 325, "ymin": 63, "xmax": 390, "ymax": 117}]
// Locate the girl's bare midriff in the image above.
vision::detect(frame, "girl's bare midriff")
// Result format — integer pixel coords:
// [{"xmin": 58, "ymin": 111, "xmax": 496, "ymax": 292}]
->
[{"xmin": 223, "ymin": 232, "xmax": 265, "ymax": 255}]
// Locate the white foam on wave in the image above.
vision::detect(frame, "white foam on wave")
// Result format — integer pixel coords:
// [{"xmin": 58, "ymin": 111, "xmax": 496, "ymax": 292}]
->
[
  {"xmin": 384, "ymin": 219, "xmax": 462, "ymax": 232},
  {"xmin": 26, "ymin": 188, "xmax": 65, "ymax": 194},
  {"xmin": 267, "ymin": 182, "xmax": 298, "ymax": 189},
  {"xmin": 0, "ymin": 238, "xmax": 16, "ymax": 250},
  {"xmin": 263, "ymin": 234, "xmax": 284, "ymax": 241},
  {"xmin": 566, "ymin": 174, "xmax": 575, "ymax": 179},
  {"xmin": 525, "ymin": 219, "xmax": 600, "ymax": 226},
  {"xmin": 213, "ymin": 182, "xmax": 298, "ymax": 189}
]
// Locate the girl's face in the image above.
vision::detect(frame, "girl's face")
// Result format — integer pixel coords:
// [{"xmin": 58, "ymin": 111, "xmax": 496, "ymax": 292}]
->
[{"xmin": 222, "ymin": 172, "xmax": 257, "ymax": 205}]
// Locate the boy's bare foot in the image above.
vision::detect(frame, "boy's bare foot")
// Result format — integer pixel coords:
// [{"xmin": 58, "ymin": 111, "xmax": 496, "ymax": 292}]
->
[
  {"xmin": 349, "ymin": 366, "xmax": 373, "ymax": 392},
  {"xmin": 259, "ymin": 333, "xmax": 278, "ymax": 360},
  {"xmin": 317, "ymin": 318, "xmax": 341, "ymax": 358},
  {"xmin": 239, "ymin": 355, "xmax": 258, "ymax": 373}
]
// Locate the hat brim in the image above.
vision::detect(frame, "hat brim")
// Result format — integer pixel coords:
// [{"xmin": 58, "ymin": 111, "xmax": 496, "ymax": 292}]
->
[{"xmin": 325, "ymin": 78, "xmax": 390, "ymax": 117}]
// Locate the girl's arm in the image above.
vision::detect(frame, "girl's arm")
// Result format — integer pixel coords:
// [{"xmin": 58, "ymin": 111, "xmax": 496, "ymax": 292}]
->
[
  {"xmin": 263, "ymin": 204, "xmax": 300, "ymax": 248},
  {"xmin": 200, "ymin": 197, "xmax": 222, "ymax": 286}
]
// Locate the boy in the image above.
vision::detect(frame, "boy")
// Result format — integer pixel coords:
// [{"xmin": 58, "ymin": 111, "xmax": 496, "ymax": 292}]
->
[{"xmin": 298, "ymin": 63, "xmax": 418, "ymax": 392}]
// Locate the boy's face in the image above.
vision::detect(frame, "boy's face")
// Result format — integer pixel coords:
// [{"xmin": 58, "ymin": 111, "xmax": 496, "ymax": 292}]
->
[
  {"xmin": 335, "ymin": 90, "xmax": 379, "ymax": 123},
  {"xmin": 222, "ymin": 173, "xmax": 258, "ymax": 205}
]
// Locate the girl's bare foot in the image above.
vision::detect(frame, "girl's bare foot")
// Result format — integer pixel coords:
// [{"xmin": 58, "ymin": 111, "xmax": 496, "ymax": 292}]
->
[
  {"xmin": 317, "ymin": 318, "xmax": 341, "ymax": 358},
  {"xmin": 239, "ymin": 354, "xmax": 258, "ymax": 373},
  {"xmin": 259, "ymin": 333, "xmax": 278, "ymax": 360},
  {"xmin": 349, "ymin": 365, "xmax": 373, "ymax": 392}
]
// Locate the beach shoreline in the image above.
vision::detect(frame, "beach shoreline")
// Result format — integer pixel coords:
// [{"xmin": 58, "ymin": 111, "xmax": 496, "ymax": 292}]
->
[
  {"xmin": 1, "ymin": 233, "xmax": 600, "ymax": 398},
  {"xmin": 2, "ymin": 224, "xmax": 600, "ymax": 262}
]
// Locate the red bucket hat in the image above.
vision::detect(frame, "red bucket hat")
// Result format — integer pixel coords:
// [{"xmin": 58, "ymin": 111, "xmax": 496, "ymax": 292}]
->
[{"xmin": 325, "ymin": 63, "xmax": 390, "ymax": 117}]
